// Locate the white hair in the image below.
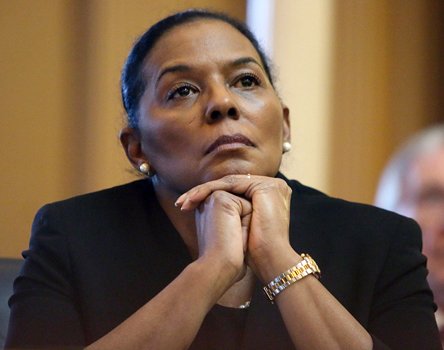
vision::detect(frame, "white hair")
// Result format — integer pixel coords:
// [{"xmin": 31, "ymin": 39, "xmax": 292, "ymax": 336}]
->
[{"xmin": 375, "ymin": 124, "xmax": 444, "ymax": 213}]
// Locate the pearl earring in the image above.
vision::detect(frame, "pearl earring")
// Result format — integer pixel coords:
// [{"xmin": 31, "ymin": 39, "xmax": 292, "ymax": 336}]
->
[
  {"xmin": 139, "ymin": 162, "xmax": 150, "ymax": 175},
  {"xmin": 283, "ymin": 142, "xmax": 292, "ymax": 153}
]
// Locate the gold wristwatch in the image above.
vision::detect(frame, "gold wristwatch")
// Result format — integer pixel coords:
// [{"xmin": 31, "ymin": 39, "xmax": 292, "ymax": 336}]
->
[{"xmin": 263, "ymin": 253, "xmax": 321, "ymax": 302}]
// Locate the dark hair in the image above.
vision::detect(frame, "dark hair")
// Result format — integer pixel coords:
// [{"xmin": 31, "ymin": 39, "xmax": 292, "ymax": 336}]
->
[{"xmin": 121, "ymin": 9, "xmax": 274, "ymax": 129}]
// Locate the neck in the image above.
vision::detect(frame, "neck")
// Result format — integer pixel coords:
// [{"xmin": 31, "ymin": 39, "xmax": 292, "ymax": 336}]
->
[{"xmin": 152, "ymin": 176, "xmax": 199, "ymax": 259}]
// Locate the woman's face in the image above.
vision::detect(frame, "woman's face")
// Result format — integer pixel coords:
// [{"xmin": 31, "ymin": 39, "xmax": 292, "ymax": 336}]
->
[{"xmin": 125, "ymin": 19, "xmax": 290, "ymax": 195}]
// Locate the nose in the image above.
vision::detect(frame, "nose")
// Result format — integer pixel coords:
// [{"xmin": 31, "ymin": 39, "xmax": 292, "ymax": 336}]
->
[{"xmin": 204, "ymin": 84, "xmax": 239, "ymax": 123}]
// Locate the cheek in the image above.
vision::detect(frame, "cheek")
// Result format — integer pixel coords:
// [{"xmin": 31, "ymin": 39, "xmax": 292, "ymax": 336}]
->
[
  {"xmin": 241, "ymin": 95, "xmax": 284, "ymax": 136},
  {"xmin": 421, "ymin": 231, "xmax": 436, "ymax": 253},
  {"xmin": 139, "ymin": 115, "xmax": 194, "ymax": 162},
  {"xmin": 241, "ymin": 91, "xmax": 276, "ymax": 116}
]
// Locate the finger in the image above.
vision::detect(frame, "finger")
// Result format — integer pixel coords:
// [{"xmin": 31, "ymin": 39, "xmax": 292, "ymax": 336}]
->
[
  {"xmin": 175, "ymin": 174, "xmax": 257, "ymax": 210},
  {"xmin": 202, "ymin": 190, "xmax": 253, "ymax": 218},
  {"xmin": 176, "ymin": 175, "xmax": 290, "ymax": 211},
  {"xmin": 195, "ymin": 191, "xmax": 252, "ymax": 258}
]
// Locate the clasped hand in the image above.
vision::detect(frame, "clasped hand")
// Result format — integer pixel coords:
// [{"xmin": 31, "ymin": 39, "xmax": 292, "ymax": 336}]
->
[{"xmin": 175, "ymin": 175, "xmax": 293, "ymax": 283}]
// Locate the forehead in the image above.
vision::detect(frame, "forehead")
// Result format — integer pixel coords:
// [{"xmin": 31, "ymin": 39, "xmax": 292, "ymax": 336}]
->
[
  {"xmin": 143, "ymin": 19, "xmax": 263, "ymax": 76},
  {"xmin": 411, "ymin": 146, "xmax": 444, "ymax": 186}
]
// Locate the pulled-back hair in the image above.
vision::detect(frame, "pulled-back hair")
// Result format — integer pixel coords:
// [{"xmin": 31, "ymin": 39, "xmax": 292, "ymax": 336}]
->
[{"xmin": 121, "ymin": 9, "xmax": 273, "ymax": 129}]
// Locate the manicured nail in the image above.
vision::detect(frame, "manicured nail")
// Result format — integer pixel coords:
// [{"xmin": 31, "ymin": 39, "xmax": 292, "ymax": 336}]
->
[
  {"xmin": 180, "ymin": 200, "xmax": 187, "ymax": 211},
  {"xmin": 175, "ymin": 194, "xmax": 186, "ymax": 206}
]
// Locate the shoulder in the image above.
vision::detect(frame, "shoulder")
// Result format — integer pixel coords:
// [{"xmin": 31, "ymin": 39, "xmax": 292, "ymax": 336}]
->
[
  {"xmin": 281, "ymin": 175, "xmax": 422, "ymax": 251},
  {"xmin": 33, "ymin": 179, "xmax": 154, "ymax": 232},
  {"xmin": 285, "ymin": 175, "xmax": 416, "ymax": 227},
  {"xmin": 45, "ymin": 179, "xmax": 151, "ymax": 209}
]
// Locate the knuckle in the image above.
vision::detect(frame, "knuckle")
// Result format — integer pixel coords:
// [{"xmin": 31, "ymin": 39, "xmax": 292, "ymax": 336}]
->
[
  {"xmin": 211, "ymin": 190, "xmax": 226, "ymax": 199},
  {"xmin": 223, "ymin": 175, "xmax": 236, "ymax": 184},
  {"xmin": 206, "ymin": 190, "xmax": 229, "ymax": 205},
  {"xmin": 274, "ymin": 178, "xmax": 286, "ymax": 188},
  {"xmin": 210, "ymin": 191, "xmax": 241, "ymax": 212},
  {"xmin": 275, "ymin": 178, "xmax": 290, "ymax": 192}
]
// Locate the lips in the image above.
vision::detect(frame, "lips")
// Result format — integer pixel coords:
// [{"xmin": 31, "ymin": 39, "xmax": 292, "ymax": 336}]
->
[{"xmin": 205, "ymin": 134, "xmax": 255, "ymax": 154}]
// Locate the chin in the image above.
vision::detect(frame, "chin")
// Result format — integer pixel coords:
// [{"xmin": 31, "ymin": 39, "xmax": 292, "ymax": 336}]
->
[{"xmin": 201, "ymin": 150, "xmax": 282, "ymax": 180}]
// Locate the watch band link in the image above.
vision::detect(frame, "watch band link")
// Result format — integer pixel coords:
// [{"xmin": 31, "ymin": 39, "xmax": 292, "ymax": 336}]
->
[{"xmin": 263, "ymin": 253, "xmax": 321, "ymax": 302}]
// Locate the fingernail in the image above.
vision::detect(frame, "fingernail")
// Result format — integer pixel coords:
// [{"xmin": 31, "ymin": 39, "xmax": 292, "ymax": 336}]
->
[
  {"xmin": 175, "ymin": 194, "xmax": 186, "ymax": 206},
  {"xmin": 180, "ymin": 198, "xmax": 191, "ymax": 211}
]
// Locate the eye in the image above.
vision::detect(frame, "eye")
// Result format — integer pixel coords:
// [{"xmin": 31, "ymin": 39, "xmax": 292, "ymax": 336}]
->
[
  {"xmin": 167, "ymin": 83, "xmax": 198, "ymax": 100},
  {"xmin": 234, "ymin": 73, "xmax": 261, "ymax": 88},
  {"xmin": 417, "ymin": 189, "xmax": 444, "ymax": 205}
]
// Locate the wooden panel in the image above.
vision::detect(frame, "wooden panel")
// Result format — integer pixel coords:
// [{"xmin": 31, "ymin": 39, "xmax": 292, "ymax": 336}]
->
[
  {"xmin": 0, "ymin": 0, "xmax": 76, "ymax": 257},
  {"xmin": 328, "ymin": 0, "xmax": 444, "ymax": 204},
  {"xmin": 328, "ymin": 0, "xmax": 391, "ymax": 203}
]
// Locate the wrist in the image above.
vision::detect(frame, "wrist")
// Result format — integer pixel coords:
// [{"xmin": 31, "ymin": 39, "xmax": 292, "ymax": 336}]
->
[
  {"xmin": 249, "ymin": 243, "xmax": 301, "ymax": 283},
  {"xmin": 193, "ymin": 254, "xmax": 241, "ymax": 291},
  {"xmin": 175, "ymin": 259, "xmax": 232, "ymax": 312},
  {"xmin": 263, "ymin": 253, "xmax": 321, "ymax": 302}
]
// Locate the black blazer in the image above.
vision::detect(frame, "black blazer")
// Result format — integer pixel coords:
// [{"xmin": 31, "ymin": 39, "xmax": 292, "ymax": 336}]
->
[{"xmin": 5, "ymin": 177, "xmax": 441, "ymax": 349}]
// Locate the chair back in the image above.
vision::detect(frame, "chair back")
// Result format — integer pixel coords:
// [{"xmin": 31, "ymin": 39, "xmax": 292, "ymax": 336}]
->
[{"xmin": 0, "ymin": 258, "xmax": 22, "ymax": 349}]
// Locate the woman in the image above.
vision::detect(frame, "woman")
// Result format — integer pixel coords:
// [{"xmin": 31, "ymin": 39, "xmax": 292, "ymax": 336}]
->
[{"xmin": 5, "ymin": 9, "xmax": 441, "ymax": 349}]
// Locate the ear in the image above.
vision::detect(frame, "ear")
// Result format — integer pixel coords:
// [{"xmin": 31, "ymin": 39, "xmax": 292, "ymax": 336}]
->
[
  {"xmin": 119, "ymin": 127, "xmax": 148, "ymax": 170},
  {"xmin": 281, "ymin": 104, "xmax": 291, "ymax": 143}
]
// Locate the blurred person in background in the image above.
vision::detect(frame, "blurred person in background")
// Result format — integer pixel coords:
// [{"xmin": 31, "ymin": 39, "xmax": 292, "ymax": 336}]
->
[{"xmin": 375, "ymin": 124, "xmax": 444, "ymax": 335}]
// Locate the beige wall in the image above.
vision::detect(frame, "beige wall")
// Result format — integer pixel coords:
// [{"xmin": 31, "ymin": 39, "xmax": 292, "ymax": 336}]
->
[
  {"xmin": 270, "ymin": 1, "xmax": 334, "ymax": 192},
  {"xmin": 0, "ymin": 0, "xmax": 245, "ymax": 258},
  {"xmin": 328, "ymin": 0, "xmax": 444, "ymax": 203}
]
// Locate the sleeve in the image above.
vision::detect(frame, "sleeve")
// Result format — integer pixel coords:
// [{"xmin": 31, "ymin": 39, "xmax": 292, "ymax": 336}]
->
[
  {"xmin": 5, "ymin": 204, "xmax": 86, "ymax": 348},
  {"xmin": 368, "ymin": 216, "xmax": 441, "ymax": 350}
]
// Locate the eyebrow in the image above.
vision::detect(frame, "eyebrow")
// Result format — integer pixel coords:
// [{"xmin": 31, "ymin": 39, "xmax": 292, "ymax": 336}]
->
[
  {"xmin": 155, "ymin": 57, "xmax": 264, "ymax": 87},
  {"xmin": 230, "ymin": 57, "xmax": 263, "ymax": 70},
  {"xmin": 156, "ymin": 65, "xmax": 191, "ymax": 87}
]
